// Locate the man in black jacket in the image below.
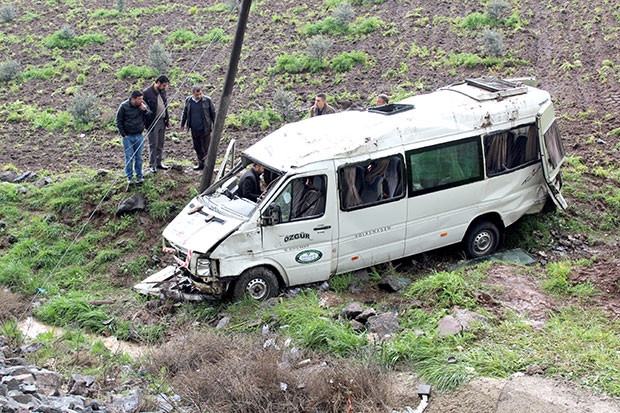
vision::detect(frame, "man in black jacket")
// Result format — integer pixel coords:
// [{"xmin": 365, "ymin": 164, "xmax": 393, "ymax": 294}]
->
[
  {"xmin": 115, "ymin": 90, "xmax": 152, "ymax": 185},
  {"xmin": 180, "ymin": 85, "xmax": 216, "ymax": 170},
  {"xmin": 143, "ymin": 75, "xmax": 170, "ymax": 173},
  {"xmin": 237, "ymin": 163, "xmax": 265, "ymax": 202}
]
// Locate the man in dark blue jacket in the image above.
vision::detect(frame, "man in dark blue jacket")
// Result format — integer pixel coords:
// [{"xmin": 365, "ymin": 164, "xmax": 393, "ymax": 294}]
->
[
  {"xmin": 180, "ymin": 85, "xmax": 216, "ymax": 170},
  {"xmin": 143, "ymin": 75, "xmax": 170, "ymax": 173},
  {"xmin": 115, "ymin": 90, "xmax": 151, "ymax": 185}
]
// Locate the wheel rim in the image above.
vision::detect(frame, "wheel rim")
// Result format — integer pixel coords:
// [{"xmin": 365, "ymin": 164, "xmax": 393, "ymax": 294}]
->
[
  {"xmin": 246, "ymin": 277, "xmax": 269, "ymax": 300},
  {"xmin": 473, "ymin": 230, "xmax": 494, "ymax": 255}
]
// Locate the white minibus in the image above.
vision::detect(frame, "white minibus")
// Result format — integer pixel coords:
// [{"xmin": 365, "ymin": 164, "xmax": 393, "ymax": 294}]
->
[{"xmin": 160, "ymin": 77, "xmax": 567, "ymax": 300}]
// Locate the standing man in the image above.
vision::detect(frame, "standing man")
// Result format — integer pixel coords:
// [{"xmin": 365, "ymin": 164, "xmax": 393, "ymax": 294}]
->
[
  {"xmin": 115, "ymin": 90, "xmax": 151, "ymax": 185},
  {"xmin": 180, "ymin": 85, "xmax": 217, "ymax": 170},
  {"xmin": 309, "ymin": 93, "xmax": 336, "ymax": 117},
  {"xmin": 143, "ymin": 75, "xmax": 170, "ymax": 173}
]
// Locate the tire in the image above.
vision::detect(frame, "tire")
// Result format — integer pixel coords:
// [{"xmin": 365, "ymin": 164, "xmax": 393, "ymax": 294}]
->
[
  {"xmin": 233, "ymin": 267, "xmax": 279, "ymax": 301},
  {"xmin": 464, "ymin": 221, "xmax": 500, "ymax": 259}
]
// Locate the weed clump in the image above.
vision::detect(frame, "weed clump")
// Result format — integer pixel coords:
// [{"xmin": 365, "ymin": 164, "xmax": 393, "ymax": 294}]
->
[
  {"xmin": 0, "ymin": 60, "xmax": 21, "ymax": 82},
  {"xmin": 115, "ymin": 0, "xmax": 125, "ymax": 12},
  {"xmin": 0, "ymin": 5, "xmax": 17, "ymax": 23},
  {"xmin": 148, "ymin": 41, "xmax": 171, "ymax": 75},
  {"xmin": 68, "ymin": 90, "xmax": 101, "ymax": 126},
  {"xmin": 306, "ymin": 36, "xmax": 333, "ymax": 62},
  {"xmin": 481, "ymin": 28, "xmax": 505, "ymax": 57},
  {"xmin": 272, "ymin": 88, "xmax": 297, "ymax": 123},
  {"xmin": 333, "ymin": 1, "xmax": 355, "ymax": 26},
  {"xmin": 487, "ymin": 0, "xmax": 510, "ymax": 21}
]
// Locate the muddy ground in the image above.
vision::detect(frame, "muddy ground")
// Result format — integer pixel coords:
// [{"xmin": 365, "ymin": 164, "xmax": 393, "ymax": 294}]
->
[{"xmin": 2, "ymin": 0, "xmax": 620, "ymax": 411}]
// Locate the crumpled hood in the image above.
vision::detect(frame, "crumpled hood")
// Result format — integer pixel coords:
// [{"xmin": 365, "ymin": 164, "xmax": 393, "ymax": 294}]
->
[{"xmin": 162, "ymin": 198, "xmax": 245, "ymax": 254}]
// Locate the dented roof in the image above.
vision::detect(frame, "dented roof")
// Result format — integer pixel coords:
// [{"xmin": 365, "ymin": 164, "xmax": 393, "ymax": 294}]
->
[{"xmin": 243, "ymin": 78, "xmax": 551, "ymax": 172}]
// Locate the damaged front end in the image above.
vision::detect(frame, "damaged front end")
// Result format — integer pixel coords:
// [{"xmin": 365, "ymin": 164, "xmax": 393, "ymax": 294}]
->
[{"xmin": 161, "ymin": 238, "xmax": 230, "ymax": 298}]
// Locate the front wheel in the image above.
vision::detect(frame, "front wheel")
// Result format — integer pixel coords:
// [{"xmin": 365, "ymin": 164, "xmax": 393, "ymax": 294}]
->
[
  {"xmin": 463, "ymin": 221, "xmax": 500, "ymax": 259},
  {"xmin": 233, "ymin": 267, "xmax": 279, "ymax": 301}
]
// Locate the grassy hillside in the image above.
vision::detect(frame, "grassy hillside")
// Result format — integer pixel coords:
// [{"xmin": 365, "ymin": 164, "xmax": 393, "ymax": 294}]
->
[{"xmin": 1, "ymin": 0, "xmax": 620, "ymax": 411}]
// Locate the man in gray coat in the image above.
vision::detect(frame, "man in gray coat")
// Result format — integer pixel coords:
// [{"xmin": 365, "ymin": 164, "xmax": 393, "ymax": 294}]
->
[{"xmin": 180, "ymin": 85, "xmax": 216, "ymax": 170}]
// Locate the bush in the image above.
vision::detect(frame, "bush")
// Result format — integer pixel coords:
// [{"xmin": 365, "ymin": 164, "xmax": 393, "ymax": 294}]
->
[
  {"xmin": 272, "ymin": 88, "xmax": 297, "ymax": 123},
  {"xmin": 44, "ymin": 26, "xmax": 107, "ymax": 49},
  {"xmin": 148, "ymin": 41, "xmax": 171, "ymax": 74},
  {"xmin": 271, "ymin": 52, "xmax": 309, "ymax": 74},
  {"xmin": 306, "ymin": 36, "xmax": 333, "ymax": 62},
  {"xmin": 481, "ymin": 28, "xmax": 505, "ymax": 57},
  {"xmin": 333, "ymin": 1, "xmax": 355, "ymax": 26},
  {"xmin": 0, "ymin": 60, "xmax": 21, "ymax": 82},
  {"xmin": 0, "ymin": 5, "xmax": 17, "ymax": 23},
  {"xmin": 329, "ymin": 51, "xmax": 367, "ymax": 72},
  {"xmin": 68, "ymin": 90, "xmax": 101, "ymax": 125},
  {"xmin": 116, "ymin": 0, "xmax": 125, "ymax": 12},
  {"xmin": 487, "ymin": 0, "xmax": 510, "ymax": 21},
  {"xmin": 116, "ymin": 64, "xmax": 157, "ymax": 79}
]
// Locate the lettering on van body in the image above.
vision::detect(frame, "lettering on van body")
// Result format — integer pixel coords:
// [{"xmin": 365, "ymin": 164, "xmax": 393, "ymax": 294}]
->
[
  {"xmin": 295, "ymin": 250, "xmax": 323, "ymax": 264},
  {"xmin": 284, "ymin": 232, "xmax": 310, "ymax": 243},
  {"xmin": 521, "ymin": 166, "xmax": 540, "ymax": 186},
  {"xmin": 354, "ymin": 226, "xmax": 391, "ymax": 238}
]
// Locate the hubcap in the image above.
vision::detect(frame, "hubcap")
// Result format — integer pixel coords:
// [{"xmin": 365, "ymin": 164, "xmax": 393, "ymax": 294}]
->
[
  {"xmin": 473, "ymin": 230, "xmax": 493, "ymax": 254},
  {"xmin": 246, "ymin": 278, "xmax": 268, "ymax": 300}
]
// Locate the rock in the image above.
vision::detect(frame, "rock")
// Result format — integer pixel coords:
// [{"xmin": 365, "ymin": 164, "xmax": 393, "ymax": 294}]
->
[
  {"xmin": 365, "ymin": 312, "xmax": 399, "ymax": 340},
  {"xmin": 340, "ymin": 301, "xmax": 363, "ymax": 319},
  {"xmin": 438, "ymin": 315, "xmax": 463, "ymax": 336},
  {"xmin": 350, "ymin": 319, "xmax": 365, "ymax": 332},
  {"xmin": 453, "ymin": 308, "xmax": 488, "ymax": 331},
  {"xmin": 215, "ymin": 316, "xmax": 230, "ymax": 329},
  {"xmin": 96, "ymin": 169, "xmax": 108, "ymax": 176},
  {"xmin": 0, "ymin": 171, "xmax": 17, "ymax": 182},
  {"xmin": 354, "ymin": 307, "xmax": 377, "ymax": 323},
  {"xmin": 13, "ymin": 171, "xmax": 37, "ymax": 183},
  {"xmin": 33, "ymin": 177, "xmax": 53, "ymax": 188},
  {"xmin": 377, "ymin": 274, "xmax": 404, "ymax": 292},
  {"xmin": 116, "ymin": 194, "xmax": 146, "ymax": 216},
  {"xmin": 352, "ymin": 268, "xmax": 369, "ymax": 281}
]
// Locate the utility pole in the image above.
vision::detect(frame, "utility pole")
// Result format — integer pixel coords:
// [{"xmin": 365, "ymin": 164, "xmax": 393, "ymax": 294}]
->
[{"xmin": 199, "ymin": 0, "xmax": 252, "ymax": 192}]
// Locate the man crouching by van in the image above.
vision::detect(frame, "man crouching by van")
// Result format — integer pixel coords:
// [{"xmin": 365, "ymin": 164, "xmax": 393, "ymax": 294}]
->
[{"xmin": 238, "ymin": 163, "xmax": 265, "ymax": 202}]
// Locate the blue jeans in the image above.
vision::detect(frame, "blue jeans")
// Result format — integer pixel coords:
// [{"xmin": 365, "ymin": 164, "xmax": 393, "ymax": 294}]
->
[{"xmin": 122, "ymin": 134, "xmax": 144, "ymax": 180}]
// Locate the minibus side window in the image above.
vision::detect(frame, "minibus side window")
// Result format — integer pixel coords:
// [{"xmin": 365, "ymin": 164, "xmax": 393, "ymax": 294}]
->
[
  {"xmin": 271, "ymin": 175, "xmax": 327, "ymax": 222},
  {"xmin": 339, "ymin": 155, "xmax": 405, "ymax": 210},
  {"xmin": 484, "ymin": 124, "xmax": 540, "ymax": 176},
  {"xmin": 406, "ymin": 137, "xmax": 483, "ymax": 195},
  {"xmin": 542, "ymin": 120, "xmax": 564, "ymax": 169}
]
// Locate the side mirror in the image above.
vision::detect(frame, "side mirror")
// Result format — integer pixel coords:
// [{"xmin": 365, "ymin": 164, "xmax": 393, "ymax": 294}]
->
[{"xmin": 261, "ymin": 203, "xmax": 281, "ymax": 226}]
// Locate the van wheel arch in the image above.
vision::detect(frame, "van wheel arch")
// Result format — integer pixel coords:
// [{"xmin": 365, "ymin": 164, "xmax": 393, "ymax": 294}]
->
[
  {"xmin": 463, "ymin": 216, "xmax": 504, "ymax": 259},
  {"xmin": 232, "ymin": 266, "xmax": 280, "ymax": 301}
]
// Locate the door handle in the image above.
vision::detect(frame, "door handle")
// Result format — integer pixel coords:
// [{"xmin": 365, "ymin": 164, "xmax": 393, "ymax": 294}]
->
[{"xmin": 314, "ymin": 225, "xmax": 331, "ymax": 231}]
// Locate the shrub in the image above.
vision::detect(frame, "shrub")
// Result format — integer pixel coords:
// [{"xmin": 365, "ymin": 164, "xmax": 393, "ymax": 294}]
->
[
  {"xmin": 272, "ymin": 88, "xmax": 297, "ymax": 123},
  {"xmin": 148, "ymin": 41, "xmax": 171, "ymax": 74},
  {"xmin": 0, "ymin": 60, "xmax": 21, "ymax": 82},
  {"xmin": 306, "ymin": 36, "xmax": 333, "ymax": 62},
  {"xmin": 44, "ymin": 26, "xmax": 107, "ymax": 49},
  {"xmin": 481, "ymin": 28, "xmax": 504, "ymax": 57},
  {"xmin": 0, "ymin": 5, "xmax": 17, "ymax": 23},
  {"xmin": 116, "ymin": 64, "xmax": 157, "ymax": 79},
  {"xmin": 68, "ymin": 90, "xmax": 101, "ymax": 125},
  {"xmin": 330, "ymin": 50, "xmax": 367, "ymax": 72},
  {"xmin": 270, "ymin": 52, "xmax": 309, "ymax": 74},
  {"xmin": 352, "ymin": 16, "xmax": 384, "ymax": 35},
  {"xmin": 333, "ymin": 1, "xmax": 355, "ymax": 26},
  {"xmin": 116, "ymin": 0, "xmax": 125, "ymax": 12},
  {"xmin": 487, "ymin": 0, "xmax": 510, "ymax": 21}
]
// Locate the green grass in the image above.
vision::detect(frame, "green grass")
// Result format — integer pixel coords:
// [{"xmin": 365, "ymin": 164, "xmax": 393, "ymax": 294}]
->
[{"xmin": 405, "ymin": 270, "xmax": 478, "ymax": 308}]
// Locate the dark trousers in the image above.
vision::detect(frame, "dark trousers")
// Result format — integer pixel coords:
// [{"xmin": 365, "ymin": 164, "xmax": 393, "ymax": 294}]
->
[{"xmin": 191, "ymin": 129, "xmax": 211, "ymax": 167}]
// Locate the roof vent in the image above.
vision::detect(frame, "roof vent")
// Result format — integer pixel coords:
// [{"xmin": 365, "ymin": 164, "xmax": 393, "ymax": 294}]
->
[{"xmin": 368, "ymin": 103, "xmax": 415, "ymax": 115}]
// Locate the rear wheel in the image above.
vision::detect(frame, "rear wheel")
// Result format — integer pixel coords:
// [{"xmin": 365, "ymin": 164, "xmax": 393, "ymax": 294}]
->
[
  {"xmin": 464, "ymin": 221, "xmax": 500, "ymax": 258},
  {"xmin": 233, "ymin": 267, "xmax": 279, "ymax": 301}
]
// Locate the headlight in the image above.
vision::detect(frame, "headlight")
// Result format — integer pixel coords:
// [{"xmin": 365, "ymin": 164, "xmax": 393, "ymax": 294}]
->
[{"xmin": 196, "ymin": 258, "xmax": 211, "ymax": 276}]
